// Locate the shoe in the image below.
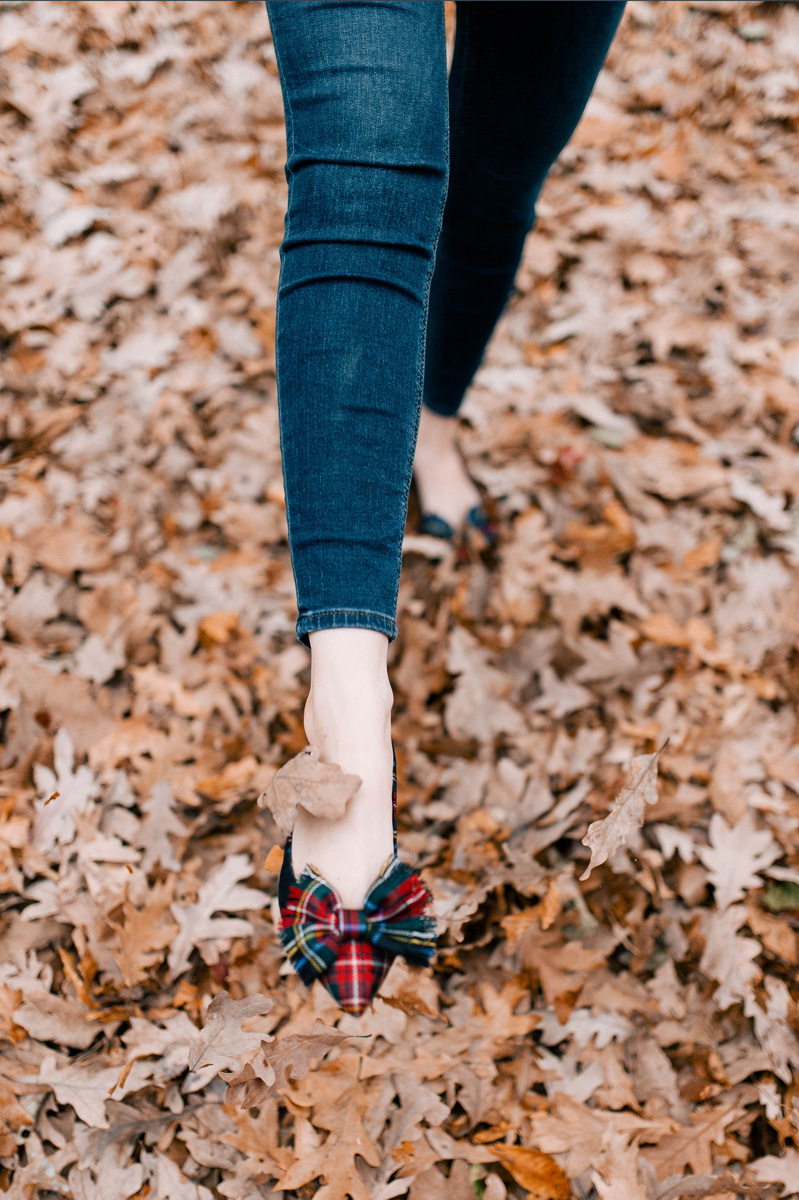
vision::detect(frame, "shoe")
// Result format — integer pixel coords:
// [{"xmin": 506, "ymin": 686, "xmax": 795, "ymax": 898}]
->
[
  {"xmin": 419, "ymin": 501, "xmax": 499, "ymax": 545},
  {"xmin": 415, "ymin": 434, "xmax": 501, "ymax": 551},
  {"xmin": 277, "ymin": 742, "xmax": 437, "ymax": 1016}
]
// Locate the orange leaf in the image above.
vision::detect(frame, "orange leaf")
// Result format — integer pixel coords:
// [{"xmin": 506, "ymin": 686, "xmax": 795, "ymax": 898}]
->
[
  {"xmin": 491, "ymin": 1145, "xmax": 571, "ymax": 1199},
  {"xmin": 264, "ymin": 844, "xmax": 284, "ymax": 873}
]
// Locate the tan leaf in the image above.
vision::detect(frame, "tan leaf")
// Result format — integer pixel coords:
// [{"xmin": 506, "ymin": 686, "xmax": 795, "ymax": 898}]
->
[
  {"xmin": 699, "ymin": 905, "xmax": 762, "ymax": 1010},
  {"xmin": 13, "ymin": 990, "xmax": 100, "ymax": 1050},
  {"xmin": 187, "ymin": 991, "xmax": 273, "ymax": 1077},
  {"xmin": 748, "ymin": 1149, "xmax": 799, "ymax": 1195},
  {"xmin": 168, "ymin": 854, "xmax": 263, "ymax": 979},
  {"xmin": 697, "ymin": 810, "xmax": 781, "ymax": 910},
  {"xmin": 257, "ymin": 744, "xmax": 361, "ymax": 836},
  {"xmin": 107, "ymin": 879, "xmax": 179, "ymax": 987},
  {"xmin": 261, "ymin": 1023, "xmax": 349, "ymax": 1093},
  {"xmin": 34, "ymin": 1054, "xmax": 153, "ymax": 1128},
  {"xmin": 581, "ymin": 748, "xmax": 664, "ymax": 880},
  {"xmin": 274, "ymin": 1087, "xmax": 380, "ymax": 1200},
  {"xmin": 0, "ymin": 1075, "xmax": 34, "ymax": 1156},
  {"xmin": 135, "ymin": 779, "xmax": 190, "ymax": 874},
  {"xmin": 641, "ymin": 1102, "xmax": 743, "ymax": 1180},
  {"xmin": 592, "ymin": 1129, "xmax": 647, "ymax": 1200}
]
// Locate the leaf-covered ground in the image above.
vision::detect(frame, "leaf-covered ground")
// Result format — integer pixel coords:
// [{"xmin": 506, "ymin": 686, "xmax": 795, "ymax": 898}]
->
[{"xmin": 1, "ymin": 2, "xmax": 799, "ymax": 1197}]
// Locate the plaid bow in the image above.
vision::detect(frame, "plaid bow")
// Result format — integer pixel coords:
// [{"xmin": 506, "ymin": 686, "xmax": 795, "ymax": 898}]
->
[{"xmin": 279, "ymin": 854, "xmax": 437, "ymax": 988}]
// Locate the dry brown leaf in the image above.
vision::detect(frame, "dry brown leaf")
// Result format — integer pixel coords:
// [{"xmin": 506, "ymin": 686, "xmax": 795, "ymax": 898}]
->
[
  {"xmin": 697, "ymin": 810, "xmax": 781, "ymax": 910},
  {"xmin": 168, "ymin": 855, "xmax": 264, "ymax": 979},
  {"xmin": 107, "ymin": 879, "xmax": 180, "ymax": 987},
  {"xmin": 13, "ymin": 990, "xmax": 100, "ymax": 1051},
  {"xmin": 258, "ymin": 744, "xmax": 362, "ymax": 836},
  {"xmin": 187, "ymin": 991, "xmax": 274, "ymax": 1079},
  {"xmin": 641, "ymin": 1102, "xmax": 745, "ymax": 1180},
  {"xmin": 581, "ymin": 747, "xmax": 665, "ymax": 880},
  {"xmin": 748, "ymin": 1149, "xmax": 799, "ymax": 1196},
  {"xmin": 274, "ymin": 1086, "xmax": 380, "ymax": 1199}
]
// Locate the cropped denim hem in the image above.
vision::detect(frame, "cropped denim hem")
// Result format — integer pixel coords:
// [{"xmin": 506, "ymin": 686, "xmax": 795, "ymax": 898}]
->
[{"xmin": 296, "ymin": 608, "xmax": 397, "ymax": 649}]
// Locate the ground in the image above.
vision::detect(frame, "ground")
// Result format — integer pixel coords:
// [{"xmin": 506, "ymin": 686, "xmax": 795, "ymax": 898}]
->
[{"xmin": 1, "ymin": 2, "xmax": 799, "ymax": 1198}]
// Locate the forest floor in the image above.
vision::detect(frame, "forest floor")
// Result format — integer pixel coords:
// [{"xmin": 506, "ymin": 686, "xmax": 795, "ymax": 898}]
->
[{"xmin": 1, "ymin": 2, "xmax": 799, "ymax": 1197}]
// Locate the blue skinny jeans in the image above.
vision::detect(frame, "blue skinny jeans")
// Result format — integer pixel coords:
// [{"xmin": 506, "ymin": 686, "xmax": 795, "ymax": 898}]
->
[{"xmin": 265, "ymin": 1, "xmax": 626, "ymax": 647}]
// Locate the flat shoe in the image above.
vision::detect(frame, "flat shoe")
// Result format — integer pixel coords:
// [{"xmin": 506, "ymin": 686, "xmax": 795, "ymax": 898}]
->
[
  {"xmin": 277, "ymin": 743, "xmax": 437, "ymax": 1016},
  {"xmin": 418, "ymin": 501, "xmax": 499, "ymax": 546}
]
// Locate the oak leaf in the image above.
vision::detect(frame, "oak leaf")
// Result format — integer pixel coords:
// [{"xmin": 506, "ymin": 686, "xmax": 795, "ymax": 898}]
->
[
  {"xmin": 13, "ymin": 989, "xmax": 100, "ymax": 1050},
  {"xmin": 697, "ymin": 810, "xmax": 780, "ymax": 910},
  {"xmin": 31, "ymin": 727, "xmax": 100, "ymax": 855},
  {"xmin": 35, "ymin": 1054, "xmax": 153, "ymax": 1128},
  {"xmin": 748, "ymin": 1149, "xmax": 799, "ymax": 1196},
  {"xmin": 168, "ymin": 854, "xmax": 263, "ymax": 978},
  {"xmin": 581, "ymin": 748, "xmax": 664, "ymax": 880},
  {"xmin": 641, "ymin": 1101, "xmax": 743, "ymax": 1180},
  {"xmin": 592, "ymin": 1129, "xmax": 647, "ymax": 1200},
  {"xmin": 258, "ymin": 745, "xmax": 361, "ymax": 836},
  {"xmin": 274, "ymin": 1087, "xmax": 380, "ymax": 1200},
  {"xmin": 699, "ymin": 905, "xmax": 762, "ymax": 1010},
  {"xmin": 108, "ymin": 878, "xmax": 179, "ymax": 987},
  {"xmin": 260, "ymin": 1023, "xmax": 349, "ymax": 1093},
  {"xmin": 135, "ymin": 778, "xmax": 190, "ymax": 874},
  {"xmin": 187, "ymin": 990, "xmax": 274, "ymax": 1078}
]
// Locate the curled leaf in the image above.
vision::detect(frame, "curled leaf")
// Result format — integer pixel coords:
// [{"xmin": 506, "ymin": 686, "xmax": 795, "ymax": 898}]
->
[
  {"xmin": 257, "ymin": 744, "xmax": 362, "ymax": 836},
  {"xmin": 581, "ymin": 745, "xmax": 666, "ymax": 881}
]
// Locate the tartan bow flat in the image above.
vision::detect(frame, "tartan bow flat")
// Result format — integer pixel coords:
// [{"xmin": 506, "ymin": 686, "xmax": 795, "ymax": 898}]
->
[{"xmin": 277, "ymin": 743, "xmax": 437, "ymax": 1015}]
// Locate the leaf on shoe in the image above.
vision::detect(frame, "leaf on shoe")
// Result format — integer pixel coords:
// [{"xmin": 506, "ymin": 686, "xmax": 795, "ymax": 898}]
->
[
  {"xmin": 257, "ymin": 744, "xmax": 362, "ymax": 836},
  {"xmin": 580, "ymin": 747, "xmax": 665, "ymax": 880}
]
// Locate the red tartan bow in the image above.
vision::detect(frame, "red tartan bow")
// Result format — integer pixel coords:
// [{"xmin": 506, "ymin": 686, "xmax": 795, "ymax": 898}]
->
[{"xmin": 280, "ymin": 854, "xmax": 436, "ymax": 986}]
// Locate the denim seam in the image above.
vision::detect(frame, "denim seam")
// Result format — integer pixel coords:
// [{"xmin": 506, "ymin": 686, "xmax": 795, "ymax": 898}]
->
[
  {"xmin": 268, "ymin": 7, "xmax": 302, "ymax": 641},
  {"xmin": 391, "ymin": 0, "xmax": 451, "ymax": 627},
  {"xmin": 299, "ymin": 608, "xmax": 397, "ymax": 621}
]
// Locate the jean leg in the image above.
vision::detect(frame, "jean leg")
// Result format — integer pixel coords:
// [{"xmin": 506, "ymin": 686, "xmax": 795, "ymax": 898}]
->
[
  {"xmin": 423, "ymin": 0, "xmax": 626, "ymax": 417},
  {"xmin": 265, "ymin": 1, "xmax": 449, "ymax": 647}
]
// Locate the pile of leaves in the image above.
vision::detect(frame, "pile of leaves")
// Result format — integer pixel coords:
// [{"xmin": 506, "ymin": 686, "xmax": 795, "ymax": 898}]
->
[{"xmin": 1, "ymin": 1, "xmax": 798, "ymax": 1196}]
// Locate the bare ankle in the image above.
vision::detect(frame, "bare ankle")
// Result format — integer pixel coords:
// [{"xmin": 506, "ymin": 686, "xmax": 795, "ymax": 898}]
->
[{"xmin": 304, "ymin": 628, "xmax": 393, "ymax": 757}]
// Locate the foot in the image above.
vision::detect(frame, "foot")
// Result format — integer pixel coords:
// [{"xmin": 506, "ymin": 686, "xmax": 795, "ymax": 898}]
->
[
  {"xmin": 291, "ymin": 632, "xmax": 396, "ymax": 909},
  {"xmin": 413, "ymin": 405, "xmax": 483, "ymax": 532}
]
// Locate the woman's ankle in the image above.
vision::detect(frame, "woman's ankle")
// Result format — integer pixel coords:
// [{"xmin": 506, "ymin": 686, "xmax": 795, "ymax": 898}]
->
[{"xmin": 304, "ymin": 627, "xmax": 394, "ymax": 763}]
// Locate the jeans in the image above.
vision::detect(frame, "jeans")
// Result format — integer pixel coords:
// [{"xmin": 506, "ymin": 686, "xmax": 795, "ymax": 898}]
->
[{"xmin": 265, "ymin": 1, "xmax": 626, "ymax": 648}]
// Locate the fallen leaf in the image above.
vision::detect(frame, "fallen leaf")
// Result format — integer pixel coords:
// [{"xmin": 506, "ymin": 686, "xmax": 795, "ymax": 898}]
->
[
  {"xmin": 187, "ymin": 990, "xmax": 273, "ymax": 1078},
  {"xmin": 168, "ymin": 855, "xmax": 264, "ymax": 978},
  {"xmin": 581, "ymin": 747, "xmax": 665, "ymax": 879},
  {"xmin": 490, "ymin": 1145, "xmax": 570, "ymax": 1199},
  {"xmin": 698, "ymin": 810, "xmax": 781, "ymax": 910},
  {"xmin": 274, "ymin": 1087, "xmax": 381, "ymax": 1199}
]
